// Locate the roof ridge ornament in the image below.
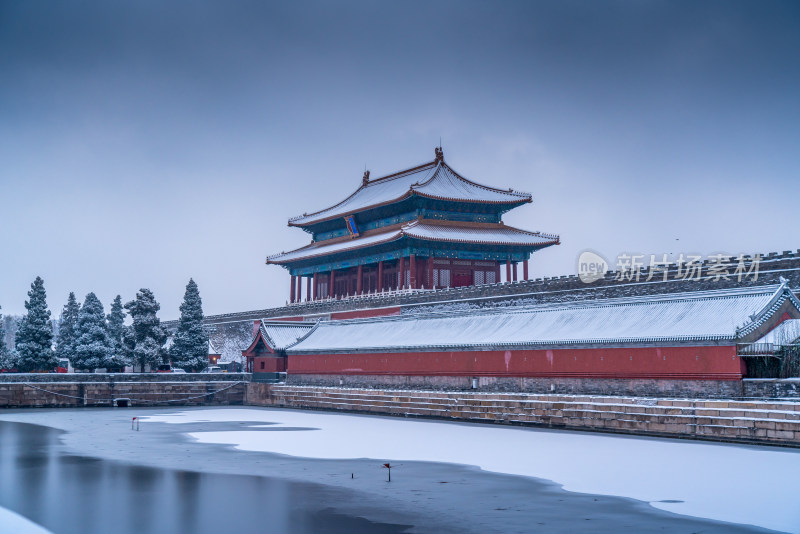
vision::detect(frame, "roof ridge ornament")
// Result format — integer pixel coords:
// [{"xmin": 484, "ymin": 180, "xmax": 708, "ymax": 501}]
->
[
  {"xmin": 362, "ymin": 170, "xmax": 370, "ymax": 186},
  {"xmin": 434, "ymin": 146, "xmax": 444, "ymax": 162}
]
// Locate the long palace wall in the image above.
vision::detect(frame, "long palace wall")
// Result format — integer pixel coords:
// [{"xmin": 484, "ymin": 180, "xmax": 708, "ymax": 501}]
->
[
  {"xmin": 169, "ymin": 249, "xmax": 800, "ymax": 327},
  {"xmin": 288, "ymin": 345, "xmax": 742, "ymax": 379}
]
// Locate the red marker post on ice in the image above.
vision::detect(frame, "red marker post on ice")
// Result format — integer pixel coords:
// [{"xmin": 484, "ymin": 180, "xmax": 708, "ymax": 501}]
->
[
  {"xmin": 382, "ymin": 463, "xmax": 392, "ymax": 482},
  {"xmin": 131, "ymin": 417, "xmax": 139, "ymax": 431}
]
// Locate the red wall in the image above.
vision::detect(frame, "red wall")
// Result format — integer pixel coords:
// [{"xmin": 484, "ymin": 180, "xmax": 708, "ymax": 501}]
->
[
  {"xmin": 288, "ymin": 345, "xmax": 743, "ymax": 380},
  {"xmin": 331, "ymin": 307, "xmax": 402, "ymax": 320},
  {"xmin": 254, "ymin": 356, "xmax": 286, "ymax": 373}
]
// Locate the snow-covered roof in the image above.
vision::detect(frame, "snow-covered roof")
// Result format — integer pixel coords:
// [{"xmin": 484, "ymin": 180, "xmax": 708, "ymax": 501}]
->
[
  {"xmin": 267, "ymin": 220, "xmax": 558, "ymax": 264},
  {"xmin": 208, "ymin": 339, "xmax": 221, "ymax": 355},
  {"xmin": 260, "ymin": 321, "xmax": 316, "ymax": 351},
  {"xmin": 287, "ymin": 284, "xmax": 800, "ymax": 353},
  {"xmin": 288, "ymin": 159, "xmax": 531, "ymax": 227},
  {"xmin": 405, "ymin": 221, "xmax": 558, "ymax": 246},
  {"xmin": 754, "ymin": 319, "xmax": 800, "ymax": 347}
]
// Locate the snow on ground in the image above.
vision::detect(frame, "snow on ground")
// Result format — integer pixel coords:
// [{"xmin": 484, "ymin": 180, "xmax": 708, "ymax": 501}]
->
[
  {"xmin": 0, "ymin": 506, "xmax": 53, "ymax": 534},
  {"xmin": 144, "ymin": 408, "xmax": 800, "ymax": 533}
]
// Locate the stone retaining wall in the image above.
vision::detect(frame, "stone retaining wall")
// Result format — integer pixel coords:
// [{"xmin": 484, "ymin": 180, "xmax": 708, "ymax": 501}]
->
[
  {"xmin": 743, "ymin": 379, "xmax": 800, "ymax": 398},
  {"xmin": 287, "ymin": 374, "xmax": 750, "ymax": 398},
  {"xmin": 248, "ymin": 384, "xmax": 800, "ymax": 447},
  {"xmin": 0, "ymin": 376, "xmax": 247, "ymax": 408}
]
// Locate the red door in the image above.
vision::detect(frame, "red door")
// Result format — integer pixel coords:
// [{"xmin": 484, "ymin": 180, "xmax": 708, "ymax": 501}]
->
[{"xmin": 452, "ymin": 270, "xmax": 473, "ymax": 288}]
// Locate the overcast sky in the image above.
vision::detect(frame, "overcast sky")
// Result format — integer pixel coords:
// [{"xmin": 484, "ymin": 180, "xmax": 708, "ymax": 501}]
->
[{"xmin": 1, "ymin": 0, "xmax": 799, "ymax": 319}]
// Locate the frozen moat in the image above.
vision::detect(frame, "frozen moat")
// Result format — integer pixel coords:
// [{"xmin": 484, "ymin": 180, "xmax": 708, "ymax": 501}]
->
[{"xmin": 0, "ymin": 407, "xmax": 795, "ymax": 533}]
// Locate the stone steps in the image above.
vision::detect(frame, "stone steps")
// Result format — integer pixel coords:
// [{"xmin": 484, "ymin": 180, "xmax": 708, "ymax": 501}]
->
[
  {"xmin": 253, "ymin": 385, "xmax": 800, "ymax": 446},
  {"xmin": 270, "ymin": 386, "xmax": 800, "ymax": 412}
]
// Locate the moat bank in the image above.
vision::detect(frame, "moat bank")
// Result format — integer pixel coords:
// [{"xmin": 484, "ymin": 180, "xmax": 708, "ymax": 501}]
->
[{"xmin": 2, "ymin": 375, "xmax": 798, "ymax": 447}]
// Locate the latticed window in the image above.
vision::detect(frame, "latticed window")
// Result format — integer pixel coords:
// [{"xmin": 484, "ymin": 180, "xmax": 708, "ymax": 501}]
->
[
  {"xmin": 474, "ymin": 271, "xmax": 485, "ymax": 285},
  {"xmin": 486, "ymin": 271, "xmax": 497, "ymax": 284},
  {"xmin": 435, "ymin": 269, "xmax": 451, "ymax": 287}
]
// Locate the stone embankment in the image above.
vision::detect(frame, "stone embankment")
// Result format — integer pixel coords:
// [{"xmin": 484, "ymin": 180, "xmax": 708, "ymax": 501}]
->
[
  {"xmin": 4, "ymin": 375, "xmax": 799, "ymax": 447},
  {"xmin": 247, "ymin": 384, "xmax": 800, "ymax": 447},
  {"xmin": 0, "ymin": 373, "xmax": 247, "ymax": 408}
]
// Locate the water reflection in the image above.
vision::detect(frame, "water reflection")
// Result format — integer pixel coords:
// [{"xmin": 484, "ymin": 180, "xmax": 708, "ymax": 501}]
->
[{"xmin": 0, "ymin": 422, "xmax": 411, "ymax": 534}]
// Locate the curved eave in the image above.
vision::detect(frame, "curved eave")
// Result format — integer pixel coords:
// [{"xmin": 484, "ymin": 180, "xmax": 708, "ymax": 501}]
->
[
  {"xmin": 288, "ymin": 190, "xmax": 529, "ymax": 228},
  {"xmin": 287, "ymin": 160, "xmax": 437, "ymax": 227},
  {"xmin": 288, "ymin": 190, "xmax": 417, "ymax": 228},
  {"xmin": 287, "ymin": 160, "xmax": 532, "ymax": 228},
  {"xmin": 267, "ymin": 225, "xmax": 559, "ymax": 266},
  {"xmin": 404, "ymin": 226, "xmax": 560, "ymax": 248},
  {"xmin": 242, "ymin": 328, "xmax": 273, "ymax": 355},
  {"xmin": 411, "ymin": 190, "xmax": 531, "ymax": 205},
  {"xmin": 423, "ymin": 163, "xmax": 532, "ymax": 204},
  {"xmin": 266, "ymin": 232, "xmax": 405, "ymax": 265},
  {"xmin": 735, "ymin": 282, "xmax": 800, "ymax": 340}
]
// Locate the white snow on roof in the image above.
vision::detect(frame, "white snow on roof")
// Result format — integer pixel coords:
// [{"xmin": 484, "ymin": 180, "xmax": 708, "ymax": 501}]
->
[
  {"xmin": 288, "ymin": 285, "xmax": 795, "ymax": 353},
  {"xmin": 289, "ymin": 161, "xmax": 530, "ymax": 226},
  {"xmin": 405, "ymin": 221, "xmax": 558, "ymax": 246},
  {"xmin": 267, "ymin": 228, "xmax": 403, "ymax": 263},
  {"xmin": 755, "ymin": 319, "xmax": 800, "ymax": 346},
  {"xmin": 261, "ymin": 321, "xmax": 316, "ymax": 351},
  {"xmin": 268, "ymin": 220, "xmax": 557, "ymax": 264}
]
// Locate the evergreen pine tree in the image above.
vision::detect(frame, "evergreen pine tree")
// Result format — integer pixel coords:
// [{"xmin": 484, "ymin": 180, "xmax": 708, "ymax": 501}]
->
[
  {"xmin": 73, "ymin": 293, "xmax": 113, "ymax": 370},
  {"xmin": 15, "ymin": 276, "xmax": 56, "ymax": 372},
  {"xmin": 0, "ymin": 305, "xmax": 11, "ymax": 370},
  {"xmin": 170, "ymin": 279, "xmax": 209, "ymax": 371},
  {"xmin": 124, "ymin": 289, "xmax": 167, "ymax": 372},
  {"xmin": 106, "ymin": 295, "xmax": 127, "ymax": 365},
  {"xmin": 0, "ymin": 307, "xmax": 6, "ymax": 355},
  {"xmin": 55, "ymin": 292, "xmax": 80, "ymax": 364}
]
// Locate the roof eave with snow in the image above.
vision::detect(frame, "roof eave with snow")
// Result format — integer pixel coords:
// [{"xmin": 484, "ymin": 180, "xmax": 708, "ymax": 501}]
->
[{"xmin": 288, "ymin": 159, "xmax": 532, "ymax": 228}]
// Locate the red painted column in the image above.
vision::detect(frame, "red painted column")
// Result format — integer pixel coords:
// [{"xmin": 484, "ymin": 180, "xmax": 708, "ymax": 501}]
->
[
  {"xmin": 312, "ymin": 273, "xmax": 318, "ymax": 300},
  {"xmin": 290, "ymin": 276, "xmax": 296, "ymax": 303},
  {"xmin": 505, "ymin": 261, "xmax": 511, "ymax": 284},
  {"xmin": 377, "ymin": 261, "xmax": 384, "ymax": 292},
  {"xmin": 523, "ymin": 260, "xmax": 529, "ymax": 281},
  {"xmin": 329, "ymin": 270, "xmax": 336, "ymax": 298},
  {"xmin": 306, "ymin": 277, "xmax": 311, "ymax": 301},
  {"xmin": 357, "ymin": 264, "xmax": 363, "ymax": 295},
  {"xmin": 409, "ymin": 254, "xmax": 417, "ymax": 289},
  {"xmin": 398, "ymin": 257, "xmax": 406, "ymax": 289},
  {"xmin": 296, "ymin": 276, "xmax": 302, "ymax": 302},
  {"xmin": 513, "ymin": 262, "xmax": 518, "ymax": 282},
  {"xmin": 428, "ymin": 256, "xmax": 434, "ymax": 289},
  {"xmin": 495, "ymin": 262, "xmax": 501, "ymax": 284}
]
